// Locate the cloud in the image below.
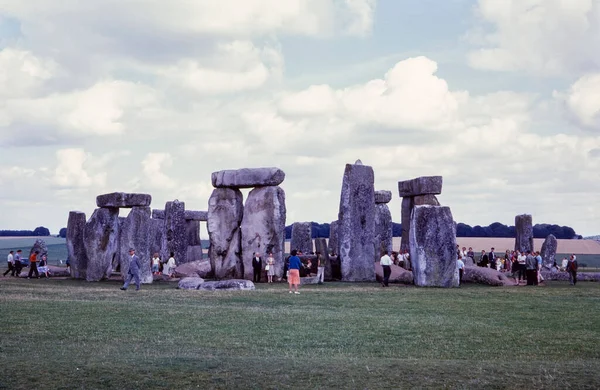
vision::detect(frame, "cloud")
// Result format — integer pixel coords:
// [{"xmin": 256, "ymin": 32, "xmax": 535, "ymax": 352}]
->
[
  {"xmin": 141, "ymin": 153, "xmax": 176, "ymax": 190},
  {"xmin": 51, "ymin": 148, "xmax": 107, "ymax": 189},
  {"xmin": 0, "ymin": 48, "xmax": 58, "ymax": 98},
  {"xmin": 554, "ymin": 73, "xmax": 600, "ymax": 130}
]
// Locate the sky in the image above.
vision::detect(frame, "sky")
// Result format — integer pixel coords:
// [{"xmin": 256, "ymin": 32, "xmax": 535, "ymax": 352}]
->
[{"xmin": 0, "ymin": 0, "xmax": 599, "ymax": 236}]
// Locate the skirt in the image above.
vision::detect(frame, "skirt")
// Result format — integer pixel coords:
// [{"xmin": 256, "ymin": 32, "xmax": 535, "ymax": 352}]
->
[
  {"xmin": 288, "ymin": 269, "xmax": 300, "ymax": 284},
  {"xmin": 267, "ymin": 265, "xmax": 275, "ymax": 276}
]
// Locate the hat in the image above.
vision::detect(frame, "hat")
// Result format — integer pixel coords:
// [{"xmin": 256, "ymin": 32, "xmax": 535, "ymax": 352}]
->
[{"xmin": 129, "ymin": 248, "xmax": 135, "ymax": 251}]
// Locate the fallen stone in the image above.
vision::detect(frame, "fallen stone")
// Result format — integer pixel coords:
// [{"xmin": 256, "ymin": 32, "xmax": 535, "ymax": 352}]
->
[
  {"xmin": 300, "ymin": 276, "xmax": 320, "ymax": 285},
  {"xmin": 515, "ymin": 214, "xmax": 534, "ymax": 253},
  {"xmin": 118, "ymin": 206, "xmax": 153, "ymax": 284},
  {"xmin": 374, "ymin": 203, "xmax": 393, "ymax": 260},
  {"xmin": 463, "ymin": 256, "xmax": 475, "ymax": 267},
  {"xmin": 328, "ymin": 220, "xmax": 339, "ymax": 255},
  {"xmin": 96, "ymin": 192, "xmax": 151, "ymax": 208},
  {"xmin": 197, "ymin": 279, "xmax": 256, "ymax": 291},
  {"xmin": 47, "ymin": 265, "xmax": 71, "ymax": 277},
  {"xmin": 374, "ymin": 190, "xmax": 392, "ymax": 204},
  {"xmin": 164, "ymin": 200, "xmax": 187, "ymax": 265},
  {"xmin": 398, "ymin": 176, "xmax": 443, "ymax": 197},
  {"xmin": 185, "ymin": 210, "xmax": 208, "ymax": 221},
  {"xmin": 375, "ymin": 262, "xmax": 414, "ymax": 284},
  {"xmin": 291, "ymin": 222, "xmax": 313, "ymax": 254},
  {"xmin": 208, "ymin": 188, "xmax": 244, "ymax": 279},
  {"xmin": 338, "ymin": 162, "xmax": 376, "ymax": 282},
  {"xmin": 212, "ymin": 167, "xmax": 285, "ymax": 188},
  {"xmin": 84, "ymin": 207, "xmax": 120, "ymax": 282},
  {"xmin": 174, "ymin": 259, "xmax": 212, "ymax": 278},
  {"xmin": 541, "ymin": 234, "xmax": 558, "ymax": 270},
  {"xmin": 463, "ymin": 266, "xmax": 514, "ymax": 286},
  {"xmin": 152, "ymin": 209, "xmax": 165, "ymax": 219},
  {"xmin": 178, "ymin": 277, "xmax": 205, "ymax": 290},
  {"xmin": 66, "ymin": 211, "xmax": 88, "ymax": 279},
  {"xmin": 409, "ymin": 205, "xmax": 458, "ymax": 287},
  {"xmin": 241, "ymin": 186, "xmax": 286, "ymax": 280},
  {"xmin": 539, "ymin": 271, "xmax": 600, "ymax": 282}
]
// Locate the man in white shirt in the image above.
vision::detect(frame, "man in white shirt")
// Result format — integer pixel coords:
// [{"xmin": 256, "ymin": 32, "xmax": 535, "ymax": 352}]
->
[
  {"xmin": 380, "ymin": 251, "xmax": 393, "ymax": 287},
  {"xmin": 3, "ymin": 251, "xmax": 14, "ymax": 277},
  {"xmin": 457, "ymin": 257, "xmax": 465, "ymax": 285}
]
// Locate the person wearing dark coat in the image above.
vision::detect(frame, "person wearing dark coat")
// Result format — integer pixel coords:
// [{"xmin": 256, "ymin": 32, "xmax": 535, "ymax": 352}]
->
[
  {"xmin": 566, "ymin": 255, "xmax": 578, "ymax": 285},
  {"xmin": 121, "ymin": 248, "xmax": 141, "ymax": 291},
  {"xmin": 252, "ymin": 252, "xmax": 262, "ymax": 283},
  {"xmin": 525, "ymin": 250, "xmax": 538, "ymax": 286},
  {"xmin": 478, "ymin": 250, "xmax": 489, "ymax": 268}
]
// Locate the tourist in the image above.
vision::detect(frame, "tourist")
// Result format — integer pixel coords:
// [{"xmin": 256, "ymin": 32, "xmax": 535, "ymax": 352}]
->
[
  {"xmin": 456, "ymin": 244, "xmax": 461, "ymax": 259},
  {"xmin": 164, "ymin": 252, "xmax": 176, "ymax": 278},
  {"xmin": 380, "ymin": 250, "xmax": 392, "ymax": 287},
  {"xmin": 489, "ymin": 248, "xmax": 497, "ymax": 270},
  {"xmin": 3, "ymin": 250, "xmax": 14, "ymax": 277},
  {"xmin": 478, "ymin": 250, "xmax": 488, "ymax": 268},
  {"xmin": 266, "ymin": 252, "xmax": 275, "ymax": 283},
  {"xmin": 28, "ymin": 250, "xmax": 40, "ymax": 279},
  {"xmin": 316, "ymin": 251, "xmax": 326, "ymax": 285},
  {"xmin": 461, "ymin": 247, "xmax": 467, "ymax": 260},
  {"xmin": 525, "ymin": 250, "xmax": 538, "ymax": 286},
  {"xmin": 561, "ymin": 257, "xmax": 569, "ymax": 272},
  {"xmin": 457, "ymin": 256, "xmax": 465, "ymax": 285},
  {"xmin": 287, "ymin": 249, "xmax": 302, "ymax": 294},
  {"xmin": 566, "ymin": 255, "xmax": 578, "ymax": 285},
  {"xmin": 38, "ymin": 254, "xmax": 50, "ymax": 278},
  {"xmin": 514, "ymin": 251, "xmax": 526, "ymax": 285},
  {"xmin": 402, "ymin": 250, "xmax": 411, "ymax": 270},
  {"xmin": 504, "ymin": 250, "xmax": 511, "ymax": 273},
  {"xmin": 121, "ymin": 248, "xmax": 141, "ymax": 291},
  {"xmin": 65, "ymin": 257, "xmax": 71, "ymax": 273},
  {"xmin": 252, "ymin": 252, "xmax": 263, "ymax": 283},
  {"xmin": 467, "ymin": 247, "xmax": 475, "ymax": 262},
  {"xmin": 535, "ymin": 251, "xmax": 544, "ymax": 285},
  {"xmin": 151, "ymin": 252, "xmax": 161, "ymax": 275},
  {"xmin": 13, "ymin": 250, "xmax": 23, "ymax": 277}
]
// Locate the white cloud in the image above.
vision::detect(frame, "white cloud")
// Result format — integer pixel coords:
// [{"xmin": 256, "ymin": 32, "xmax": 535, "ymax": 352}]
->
[
  {"xmin": 555, "ymin": 73, "xmax": 600, "ymax": 130},
  {"xmin": 142, "ymin": 153, "xmax": 176, "ymax": 190},
  {"xmin": 0, "ymin": 48, "xmax": 57, "ymax": 98},
  {"xmin": 52, "ymin": 148, "xmax": 106, "ymax": 189}
]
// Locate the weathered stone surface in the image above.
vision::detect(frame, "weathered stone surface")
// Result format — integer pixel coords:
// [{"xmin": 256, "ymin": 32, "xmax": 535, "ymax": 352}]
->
[
  {"xmin": 164, "ymin": 200, "xmax": 187, "ymax": 265},
  {"xmin": 541, "ymin": 234, "xmax": 557, "ymax": 270},
  {"xmin": 197, "ymin": 279, "xmax": 256, "ymax": 291},
  {"xmin": 241, "ymin": 186, "xmax": 286, "ymax": 280},
  {"xmin": 178, "ymin": 277, "xmax": 205, "ymax": 290},
  {"xmin": 148, "ymin": 218, "xmax": 164, "ymax": 257},
  {"xmin": 338, "ymin": 163, "xmax": 376, "ymax": 282},
  {"xmin": 186, "ymin": 245, "xmax": 204, "ymax": 262},
  {"xmin": 328, "ymin": 220, "xmax": 339, "ymax": 255},
  {"xmin": 186, "ymin": 220, "xmax": 201, "ymax": 247},
  {"xmin": 29, "ymin": 239, "xmax": 48, "ymax": 260},
  {"xmin": 300, "ymin": 276, "xmax": 320, "ymax": 285},
  {"xmin": 414, "ymin": 194, "xmax": 440, "ymax": 206},
  {"xmin": 66, "ymin": 211, "xmax": 88, "ymax": 279},
  {"xmin": 375, "ymin": 262, "xmax": 414, "ymax": 284},
  {"xmin": 463, "ymin": 256, "xmax": 475, "ymax": 267},
  {"xmin": 291, "ymin": 222, "xmax": 313, "ymax": 254},
  {"xmin": 84, "ymin": 207, "xmax": 120, "ymax": 282},
  {"xmin": 463, "ymin": 266, "xmax": 514, "ymax": 286},
  {"xmin": 96, "ymin": 192, "xmax": 151, "ymax": 208},
  {"xmin": 174, "ymin": 259, "xmax": 212, "ymax": 278},
  {"xmin": 185, "ymin": 210, "xmax": 208, "ymax": 221},
  {"xmin": 515, "ymin": 214, "xmax": 534, "ymax": 253},
  {"xmin": 540, "ymin": 271, "xmax": 600, "ymax": 282},
  {"xmin": 398, "ymin": 176, "xmax": 443, "ymax": 197},
  {"xmin": 119, "ymin": 206, "xmax": 152, "ymax": 284},
  {"xmin": 152, "ymin": 209, "xmax": 165, "ymax": 219},
  {"xmin": 314, "ymin": 237, "xmax": 332, "ymax": 280},
  {"xmin": 212, "ymin": 167, "xmax": 285, "ymax": 188},
  {"xmin": 374, "ymin": 203, "xmax": 393, "ymax": 260},
  {"xmin": 374, "ymin": 190, "xmax": 392, "ymax": 204},
  {"xmin": 401, "ymin": 195, "xmax": 439, "ymax": 252},
  {"xmin": 409, "ymin": 205, "xmax": 458, "ymax": 287},
  {"xmin": 208, "ymin": 188, "xmax": 244, "ymax": 279}
]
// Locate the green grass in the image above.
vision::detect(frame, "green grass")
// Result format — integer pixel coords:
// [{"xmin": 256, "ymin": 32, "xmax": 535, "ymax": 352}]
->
[{"xmin": 0, "ymin": 279, "xmax": 599, "ymax": 389}]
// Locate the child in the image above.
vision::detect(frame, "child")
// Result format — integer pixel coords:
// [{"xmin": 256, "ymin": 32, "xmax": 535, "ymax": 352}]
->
[{"xmin": 151, "ymin": 253, "xmax": 161, "ymax": 275}]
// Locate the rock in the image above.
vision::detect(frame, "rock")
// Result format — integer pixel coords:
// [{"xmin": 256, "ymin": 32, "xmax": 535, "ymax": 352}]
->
[
  {"xmin": 84, "ymin": 207, "xmax": 120, "ymax": 282},
  {"xmin": 178, "ymin": 277, "xmax": 205, "ymax": 290},
  {"xmin": 374, "ymin": 203, "xmax": 393, "ymax": 260},
  {"xmin": 241, "ymin": 186, "xmax": 286, "ymax": 280},
  {"xmin": 540, "ymin": 271, "xmax": 600, "ymax": 282},
  {"xmin": 66, "ymin": 211, "xmax": 88, "ymax": 279},
  {"xmin": 314, "ymin": 237, "xmax": 332, "ymax": 280},
  {"xmin": 328, "ymin": 220, "xmax": 339, "ymax": 255},
  {"xmin": 374, "ymin": 190, "xmax": 392, "ymax": 204},
  {"xmin": 338, "ymin": 162, "xmax": 376, "ymax": 282},
  {"xmin": 208, "ymin": 188, "xmax": 244, "ymax": 279},
  {"xmin": 96, "ymin": 192, "xmax": 151, "ymax": 208},
  {"xmin": 514, "ymin": 214, "xmax": 534, "ymax": 253},
  {"xmin": 174, "ymin": 259, "xmax": 212, "ymax": 278},
  {"xmin": 47, "ymin": 265, "xmax": 71, "ymax": 277},
  {"xmin": 541, "ymin": 234, "xmax": 557, "ymax": 270},
  {"xmin": 186, "ymin": 220, "xmax": 201, "ymax": 247},
  {"xmin": 118, "ymin": 206, "xmax": 152, "ymax": 284},
  {"xmin": 300, "ymin": 276, "xmax": 320, "ymax": 285},
  {"xmin": 164, "ymin": 200, "xmax": 188, "ymax": 265},
  {"xmin": 186, "ymin": 245, "xmax": 204, "ymax": 263},
  {"xmin": 148, "ymin": 218, "xmax": 164, "ymax": 258},
  {"xmin": 409, "ymin": 205, "xmax": 458, "ymax": 287},
  {"xmin": 185, "ymin": 210, "xmax": 208, "ymax": 221},
  {"xmin": 464, "ymin": 256, "xmax": 475, "ymax": 267},
  {"xmin": 397, "ymin": 176, "xmax": 443, "ymax": 197},
  {"xmin": 290, "ymin": 222, "xmax": 313, "ymax": 254},
  {"xmin": 29, "ymin": 239, "xmax": 48, "ymax": 260},
  {"xmin": 197, "ymin": 279, "xmax": 256, "ymax": 291},
  {"xmin": 463, "ymin": 266, "xmax": 514, "ymax": 286},
  {"xmin": 375, "ymin": 262, "xmax": 414, "ymax": 284},
  {"xmin": 212, "ymin": 167, "xmax": 285, "ymax": 188},
  {"xmin": 152, "ymin": 209, "xmax": 165, "ymax": 219},
  {"xmin": 401, "ymin": 195, "xmax": 439, "ymax": 252},
  {"xmin": 414, "ymin": 194, "xmax": 440, "ymax": 206}
]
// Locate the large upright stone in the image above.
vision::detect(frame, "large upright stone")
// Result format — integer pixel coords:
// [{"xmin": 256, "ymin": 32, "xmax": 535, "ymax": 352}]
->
[
  {"xmin": 400, "ymin": 195, "xmax": 439, "ymax": 252},
  {"xmin": 185, "ymin": 210, "xmax": 208, "ymax": 221},
  {"xmin": 338, "ymin": 163, "xmax": 376, "ymax": 282},
  {"xmin": 84, "ymin": 207, "xmax": 120, "ymax": 281},
  {"xmin": 328, "ymin": 220, "xmax": 339, "ymax": 255},
  {"xmin": 208, "ymin": 188, "xmax": 244, "ymax": 279},
  {"xmin": 118, "ymin": 206, "xmax": 152, "ymax": 284},
  {"xmin": 152, "ymin": 209, "xmax": 165, "ymax": 219},
  {"xmin": 66, "ymin": 211, "xmax": 88, "ymax": 279},
  {"xmin": 541, "ymin": 234, "xmax": 558, "ymax": 270},
  {"xmin": 96, "ymin": 192, "xmax": 151, "ymax": 208},
  {"xmin": 374, "ymin": 203, "xmax": 393, "ymax": 259},
  {"xmin": 398, "ymin": 176, "xmax": 443, "ymax": 197},
  {"xmin": 148, "ymin": 218, "xmax": 164, "ymax": 257},
  {"xmin": 515, "ymin": 214, "xmax": 534, "ymax": 253},
  {"xmin": 409, "ymin": 205, "xmax": 458, "ymax": 287},
  {"xmin": 164, "ymin": 200, "xmax": 187, "ymax": 264},
  {"xmin": 29, "ymin": 239, "xmax": 48, "ymax": 260},
  {"xmin": 241, "ymin": 186, "xmax": 286, "ymax": 280},
  {"xmin": 314, "ymin": 237, "xmax": 332, "ymax": 280},
  {"xmin": 291, "ymin": 222, "xmax": 313, "ymax": 254},
  {"xmin": 212, "ymin": 167, "xmax": 285, "ymax": 188},
  {"xmin": 374, "ymin": 190, "xmax": 392, "ymax": 204},
  {"xmin": 186, "ymin": 220, "xmax": 201, "ymax": 246}
]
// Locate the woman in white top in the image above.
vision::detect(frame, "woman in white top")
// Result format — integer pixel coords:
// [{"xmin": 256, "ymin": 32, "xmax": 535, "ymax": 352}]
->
[
  {"xmin": 164, "ymin": 252, "xmax": 176, "ymax": 277},
  {"xmin": 266, "ymin": 252, "xmax": 275, "ymax": 283}
]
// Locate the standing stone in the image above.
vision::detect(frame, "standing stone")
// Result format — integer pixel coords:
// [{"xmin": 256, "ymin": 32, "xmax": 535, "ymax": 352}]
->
[
  {"xmin": 84, "ymin": 207, "xmax": 120, "ymax": 281},
  {"xmin": 186, "ymin": 246, "xmax": 204, "ymax": 262},
  {"xmin": 212, "ymin": 167, "xmax": 285, "ymax": 188},
  {"xmin": 66, "ymin": 211, "xmax": 88, "ymax": 279},
  {"xmin": 398, "ymin": 176, "xmax": 443, "ymax": 197},
  {"xmin": 374, "ymin": 190, "xmax": 392, "ymax": 204},
  {"xmin": 241, "ymin": 186, "xmax": 286, "ymax": 280},
  {"xmin": 164, "ymin": 200, "xmax": 187, "ymax": 265},
  {"xmin": 152, "ymin": 209, "xmax": 165, "ymax": 219},
  {"xmin": 291, "ymin": 222, "xmax": 313, "ymax": 254},
  {"xmin": 119, "ymin": 206, "xmax": 152, "ymax": 284},
  {"xmin": 208, "ymin": 188, "xmax": 244, "ymax": 279},
  {"xmin": 374, "ymin": 203, "xmax": 393, "ymax": 260},
  {"xmin": 401, "ymin": 195, "xmax": 440, "ymax": 252},
  {"xmin": 185, "ymin": 210, "xmax": 208, "ymax": 221},
  {"xmin": 328, "ymin": 221, "xmax": 339, "ymax": 255},
  {"xmin": 515, "ymin": 214, "xmax": 534, "ymax": 253},
  {"xmin": 29, "ymin": 239, "xmax": 48, "ymax": 260},
  {"xmin": 314, "ymin": 237, "xmax": 332, "ymax": 280},
  {"xmin": 338, "ymin": 163, "xmax": 376, "ymax": 282},
  {"xmin": 541, "ymin": 234, "xmax": 558, "ymax": 270},
  {"xmin": 186, "ymin": 220, "xmax": 201, "ymax": 247},
  {"xmin": 148, "ymin": 218, "xmax": 164, "ymax": 258},
  {"xmin": 409, "ymin": 205, "xmax": 458, "ymax": 287},
  {"xmin": 96, "ymin": 192, "xmax": 151, "ymax": 208}
]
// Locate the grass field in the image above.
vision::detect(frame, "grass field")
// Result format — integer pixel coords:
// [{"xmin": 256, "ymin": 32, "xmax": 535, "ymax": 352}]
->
[{"xmin": 0, "ymin": 279, "xmax": 599, "ymax": 389}]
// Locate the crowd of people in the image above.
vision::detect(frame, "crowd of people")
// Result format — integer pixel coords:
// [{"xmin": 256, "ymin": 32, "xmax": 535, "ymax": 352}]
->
[{"xmin": 3, "ymin": 249, "xmax": 54, "ymax": 279}]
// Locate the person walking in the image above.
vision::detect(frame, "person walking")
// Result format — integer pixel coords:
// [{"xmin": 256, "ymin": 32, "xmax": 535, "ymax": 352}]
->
[
  {"xmin": 525, "ymin": 250, "xmax": 538, "ymax": 286},
  {"xmin": 121, "ymin": 248, "xmax": 141, "ymax": 291},
  {"xmin": 566, "ymin": 255, "xmax": 578, "ymax": 285},
  {"xmin": 380, "ymin": 251, "xmax": 392, "ymax": 287},
  {"xmin": 265, "ymin": 252, "xmax": 275, "ymax": 283},
  {"xmin": 27, "ymin": 250, "xmax": 40, "ymax": 279},
  {"xmin": 316, "ymin": 251, "xmax": 327, "ymax": 285},
  {"xmin": 535, "ymin": 251, "xmax": 545, "ymax": 284},
  {"xmin": 13, "ymin": 250, "xmax": 23, "ymax": 277},
  {"xmin": 457, "ymin": 256, "xmax": 465, "ymax": 286},
  {"xmin": 252, "ymin": 252, "xmax": 262, "ymax": 283},
  {"xmin": 287, "ymin": 249, "xmax": 302, "ymax": 294},
  {"xmin": 3, "ymin": 250, "xmax": 14, "ymax": 277}
]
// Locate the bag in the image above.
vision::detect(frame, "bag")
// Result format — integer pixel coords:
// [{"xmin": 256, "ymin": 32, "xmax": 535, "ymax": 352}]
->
[{"xmin": 265, "ymin": 264, "xmax": 270, "ymax": 271}]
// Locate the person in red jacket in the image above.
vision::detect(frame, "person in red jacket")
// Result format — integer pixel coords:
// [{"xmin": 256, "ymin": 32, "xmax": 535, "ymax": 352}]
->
[
  {"xmin": 566, "ymin": 255, "xmax": 578, "ymax": 286},
  {"xmin": 28, "ymin": 251, "xmax": 40, "ymax": 279}
]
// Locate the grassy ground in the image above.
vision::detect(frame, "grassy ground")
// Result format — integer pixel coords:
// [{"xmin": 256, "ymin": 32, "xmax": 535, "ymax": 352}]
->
[{"xmin": 0, "ymin": 279, "xmax": 599, "ymax": 389}]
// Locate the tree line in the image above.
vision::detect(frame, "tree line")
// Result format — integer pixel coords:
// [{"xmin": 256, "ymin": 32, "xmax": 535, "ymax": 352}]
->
[{"xmin": 0, "ymin": 226, "xmax": 51, "ymax": 237}]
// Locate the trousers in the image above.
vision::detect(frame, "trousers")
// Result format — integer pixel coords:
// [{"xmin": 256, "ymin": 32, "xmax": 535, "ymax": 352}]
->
[
  {"xmin": 382, "ymin": 265, "xmax": 391, "ymax": 287},
  {"xmin": 317, "ymin": 267, "xmax": 325, "ymax": 283},
  {"xmin": 253, "ymin": 267, "xmax": 261, "ymax": 283},
  {"xmin": 123, "ymin": 272, "xmax": 140, "ymax": 290},
  {"xmin": 569, "ymin": 271, "xmax": 577, "ymax": 285},
  {"xmin": 28, "ymin": 262, "xmax": 39, "ymax": 278},
  {"xmin": 3, "ymin": 263, "xmax": 14, "ymax": 276}
]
